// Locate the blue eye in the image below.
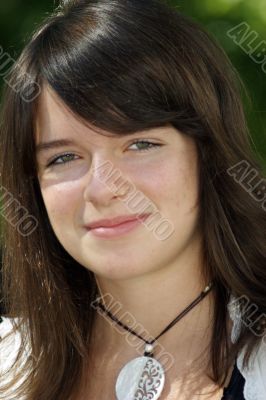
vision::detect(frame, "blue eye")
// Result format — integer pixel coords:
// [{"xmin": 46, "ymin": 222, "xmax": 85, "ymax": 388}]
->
[
  {"xmin": 128, "ymin": 140, "xmax": 162, "ymax": 152},
  {"xmin": 47, "ymin": 141, "xmax": 161, "ymax": 167},
  {"xmin": 47, "ymin": 153, "xmax": 78, "ymax": 167}
]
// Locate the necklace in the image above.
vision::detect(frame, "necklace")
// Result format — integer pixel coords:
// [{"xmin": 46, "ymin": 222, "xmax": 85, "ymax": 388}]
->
[{"xmin": 93, "ymin": 282, "xmax": 213, "ymax": 400}]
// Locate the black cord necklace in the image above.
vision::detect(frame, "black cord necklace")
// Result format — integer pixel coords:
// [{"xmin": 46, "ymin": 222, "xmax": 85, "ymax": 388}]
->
[{"xmin": 93, "ymin": 282, "xmax": 213, "ymax": 400}]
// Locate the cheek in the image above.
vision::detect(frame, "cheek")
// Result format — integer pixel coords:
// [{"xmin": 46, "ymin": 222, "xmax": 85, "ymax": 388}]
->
[
  {"xmin": 121, "ymin": 157, "xmax": 199, "ymax": 217},
  {"xmin": 142, "ymin": 159, "xmax": 196, "ymax": 195},
  {"xmin": 40, "ymin": 181, "xmax": 81, "ymax": 221},
  {"xmin": 154, "ymin": 156, "xmax": 199, "ymax": 212}
]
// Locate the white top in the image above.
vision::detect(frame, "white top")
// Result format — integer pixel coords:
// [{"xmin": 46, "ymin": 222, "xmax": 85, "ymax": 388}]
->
[
  {"xmin": 0, "ymin": 300, "xmax": 266, "ymax": 399},
  {"xmin": 228, "ymin": 296, "xmax": 266, "ymax": 400},
  {"xmin": 0, "ymin": 317, "xmax": 29, "ymax": 400}
]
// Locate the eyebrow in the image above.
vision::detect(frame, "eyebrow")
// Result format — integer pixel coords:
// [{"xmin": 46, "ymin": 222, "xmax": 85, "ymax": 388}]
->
[{"xmin": 36, "ymin": 139, "xmax": 78, "ymax": 154}]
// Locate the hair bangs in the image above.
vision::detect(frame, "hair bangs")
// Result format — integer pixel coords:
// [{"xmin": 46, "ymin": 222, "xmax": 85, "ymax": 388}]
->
[{"xmin": 29, "ymin": 1, "xmax": 203, "ymax": 137}]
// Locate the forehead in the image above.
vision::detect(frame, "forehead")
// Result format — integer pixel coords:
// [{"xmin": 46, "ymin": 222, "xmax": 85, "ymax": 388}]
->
[
  {"xmin": 35, "ymin": 86, "xmax": 118, "ymax": 146},
  {"xmin": 35, "ymin": 86, "xmax": 177, "ymax": 151}
]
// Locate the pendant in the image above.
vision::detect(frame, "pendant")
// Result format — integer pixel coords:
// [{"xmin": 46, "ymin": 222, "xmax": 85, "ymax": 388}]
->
[{"xmin": 115, "ymin": 356, "xmax": 165, "ymax": 400}]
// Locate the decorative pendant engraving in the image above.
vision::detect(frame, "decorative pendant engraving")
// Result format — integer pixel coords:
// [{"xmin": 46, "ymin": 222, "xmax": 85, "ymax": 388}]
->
[{"xmin": 115, "ymin": 356, "xmax": 165, "ymax": 400}]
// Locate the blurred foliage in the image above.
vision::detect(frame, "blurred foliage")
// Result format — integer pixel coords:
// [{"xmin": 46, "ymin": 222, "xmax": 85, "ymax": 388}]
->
[
  {"xmin": 0, "ymin": 0, "xmax": 265, "ymax": 168},
  {"xmin": 172, "ymin": 0, "xmax": 266, "ymax": 170}
]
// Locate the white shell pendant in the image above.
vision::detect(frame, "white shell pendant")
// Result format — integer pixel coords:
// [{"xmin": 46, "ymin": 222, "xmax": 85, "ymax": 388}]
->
[{"xmin": 115, "ymin": 356, "xmax": 165, "ymax": 400}]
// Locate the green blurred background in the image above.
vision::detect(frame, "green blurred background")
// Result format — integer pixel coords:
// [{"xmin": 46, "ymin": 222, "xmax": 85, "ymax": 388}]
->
[
  {"xmin": 0, "ymin": 1, "xmax": 266, "ymax": 314},
  {"xmin": 0, "ymin": 0, "xmax": 266, "ymax": 166}
]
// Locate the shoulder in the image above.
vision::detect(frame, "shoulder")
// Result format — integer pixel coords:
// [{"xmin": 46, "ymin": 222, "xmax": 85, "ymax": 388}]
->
[
  {"xmin": 237, "ymin": 339, "xmax": 266, "ymax": 400},
  {"xmin": 0, "ymin": 315, "xmax": 30, "ymax": 399},
  {"xmin": 228, "ymin": 295, "xmax": 266, "ymax": 400},
  {"xmin": 0, "ymin": 315, "xmax": 24, "ymax": 373}
]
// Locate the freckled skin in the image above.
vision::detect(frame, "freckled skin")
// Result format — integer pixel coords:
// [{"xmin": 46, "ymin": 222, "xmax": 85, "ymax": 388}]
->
[{"xmin": 36, "ymin": 86, "xmax": 201, "ymax": 281}]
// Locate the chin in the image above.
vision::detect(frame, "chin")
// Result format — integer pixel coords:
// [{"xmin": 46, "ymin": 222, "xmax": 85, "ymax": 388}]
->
[{"xmin": 87, "ymin": 263, "xmax": 148, "ymax": 281}]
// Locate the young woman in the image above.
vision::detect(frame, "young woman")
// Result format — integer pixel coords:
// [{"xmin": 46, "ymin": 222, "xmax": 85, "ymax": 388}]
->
[{"xmin": 0, "ymin": 1, "xmax": 266, "ymax": 399}]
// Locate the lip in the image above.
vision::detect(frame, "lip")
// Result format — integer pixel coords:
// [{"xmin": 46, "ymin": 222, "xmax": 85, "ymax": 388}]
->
[
  {"xmin": 84, "ymin": 214, "xmax": 151, "ymax": 239},
  {"xmin": 85, "ymin": 214, "xmax": 151, "ymax": 229}
]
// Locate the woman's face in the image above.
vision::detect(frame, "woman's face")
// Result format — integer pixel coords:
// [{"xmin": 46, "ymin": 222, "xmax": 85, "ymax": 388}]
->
[{"xmin": 36, "ymin": 87, "xmax": 201, "ymax": 280}]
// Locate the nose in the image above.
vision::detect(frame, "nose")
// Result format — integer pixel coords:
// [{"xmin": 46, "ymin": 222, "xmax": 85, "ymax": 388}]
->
[{"xmin": 83, "ymin": 156, "xmax": 130, "ymax": 206}]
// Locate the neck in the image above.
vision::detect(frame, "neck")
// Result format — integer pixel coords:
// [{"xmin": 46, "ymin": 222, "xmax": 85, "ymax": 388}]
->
[{"xmin": 90, "ymin": 238, "xmax": 214, "ymax": 364}]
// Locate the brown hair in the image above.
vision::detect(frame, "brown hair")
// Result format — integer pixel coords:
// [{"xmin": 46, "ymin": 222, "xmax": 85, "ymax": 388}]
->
[{"xmin": 1, "ymin": 0, "xmax": 266, "ymax": 398}]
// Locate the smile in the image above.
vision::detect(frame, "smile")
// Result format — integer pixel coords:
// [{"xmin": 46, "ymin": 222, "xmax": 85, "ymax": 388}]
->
[{"xmin": 85, "ymin": 214, "xmax": 150, "ymax": 239}]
